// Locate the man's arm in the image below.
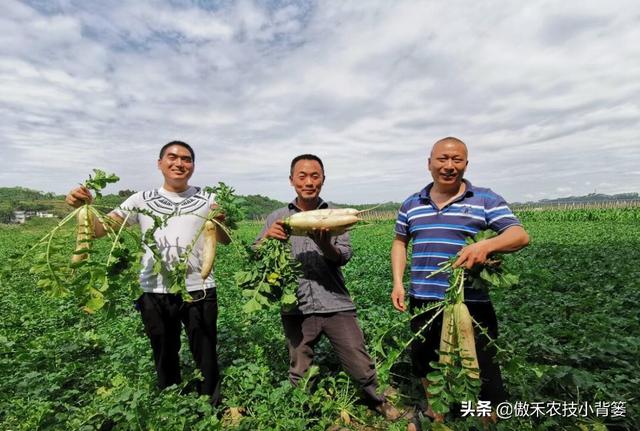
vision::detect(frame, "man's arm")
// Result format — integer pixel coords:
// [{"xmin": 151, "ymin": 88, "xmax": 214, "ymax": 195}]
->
[
  {"xmin": 454, "ymin": 225, "xmax": 529, "ymax": 269},
  {"xmin": 65, "ymin": 186, "xmax": 124, "ymax": 238},
  {"xmin": 309, "ymin": 228, "xmax": 351, "ymax": 265},
  {"xmin": 391, "ymin": 234, "xmax": 409, "ymax": 312},
  {"xmin": 262, "ymin": 220, "xmax": 288, "ymax": 240},
  {"xmin": 254, "ymin": 219, "xmax": 288, "ymax": 249},
  {"xmin": 254, "ymin": 210, "xmax": 289, "ymax": 250}
]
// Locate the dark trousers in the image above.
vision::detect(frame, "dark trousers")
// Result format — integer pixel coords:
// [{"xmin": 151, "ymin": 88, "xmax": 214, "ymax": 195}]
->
[
  {"xmin": 281, "ymin": 311, "xmax": 385, "ymax": 406},
  {"xmin": 136, "ymin": 289, "xmax": 220, "ymax": 404},
  {"xmin": 409, "ymin": 298, "xmax": 506, "ymax": 404}
]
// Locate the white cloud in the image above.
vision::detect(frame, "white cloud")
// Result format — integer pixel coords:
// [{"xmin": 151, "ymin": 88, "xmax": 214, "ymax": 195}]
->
[
  {"xmin": 1, "ymin": 0, "xmax": 639, "ymax": 203},
  {"xmin": 556, "ymin": 186, "xmax": 573, "ymax": 194}
]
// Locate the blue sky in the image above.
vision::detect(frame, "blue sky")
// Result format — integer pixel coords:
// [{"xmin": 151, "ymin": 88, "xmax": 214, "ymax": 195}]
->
[{"xmin": 1, "ymin": 0, "xmax": 639, "ymax": 203}]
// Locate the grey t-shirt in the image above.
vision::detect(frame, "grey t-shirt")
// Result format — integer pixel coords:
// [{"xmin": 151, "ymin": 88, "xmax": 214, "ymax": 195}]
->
[{"xmin": 258, "ymin": 199, "xmax": 356, "ymax": 315}]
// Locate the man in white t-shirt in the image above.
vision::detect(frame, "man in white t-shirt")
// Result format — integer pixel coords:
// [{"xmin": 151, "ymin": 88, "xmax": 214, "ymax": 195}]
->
[{"xmin": 66, "ymin": 141, "xmax": 229, "ymax": 404}]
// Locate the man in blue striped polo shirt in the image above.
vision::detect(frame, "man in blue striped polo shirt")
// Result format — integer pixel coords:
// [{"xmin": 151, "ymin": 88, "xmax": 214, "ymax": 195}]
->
[{"xmin": 391, "ymin": 137, "xmax": 529, "ymax": 422}]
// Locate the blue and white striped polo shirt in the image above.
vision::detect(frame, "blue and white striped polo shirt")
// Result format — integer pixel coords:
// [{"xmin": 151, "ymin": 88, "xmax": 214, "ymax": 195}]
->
[{"xmin": 395, "ymin": 180, "xmax": 521, "ymax": 302}]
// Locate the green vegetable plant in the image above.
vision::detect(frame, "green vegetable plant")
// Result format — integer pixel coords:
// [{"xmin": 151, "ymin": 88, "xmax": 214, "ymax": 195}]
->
[
  {"xmin": 426, "ymin": 230, "xmax": 521, "ymax": 416},
  {"xmin": 235, "ymin": 236, "xmax": 303, "ymax": 314},
  {"xmin": 377, "ymin": 229, "xmax": 520, "ymax": 418},
  {"xmin": 204, "ymin": 182, "xmax": 245, "ymax": 230},
  {"xmin": 23, "ymin": 169, "xmax": 145, "ymax": 314},
  {"xmin": 3, "ymin": 214, "xmax": 638, "ymax": 429}
]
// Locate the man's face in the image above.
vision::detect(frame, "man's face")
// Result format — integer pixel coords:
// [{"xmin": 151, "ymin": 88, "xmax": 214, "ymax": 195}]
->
[
  {"xmin": 290, "ymin": 159, "xmax": 324, "ymax": 202},
  {"xmin": 428, "ymin": 140, "xmax": 468, "ymax": 187},
  {"xmin": 157, "ymin": 145, "xmax": 194, "ymax": 183}
]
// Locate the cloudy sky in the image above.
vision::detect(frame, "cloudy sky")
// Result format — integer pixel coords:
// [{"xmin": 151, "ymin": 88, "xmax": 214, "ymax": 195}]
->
[{"xmin": 1, "ymin": 0, "xmax": 639, "ymax": 203}]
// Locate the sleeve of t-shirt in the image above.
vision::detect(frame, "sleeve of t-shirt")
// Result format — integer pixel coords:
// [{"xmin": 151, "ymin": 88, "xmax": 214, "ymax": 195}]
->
[
  {"xmin": 109, "ymin": 193, "xmax": 141, "ymax": 226},
  {"xmin": 394, "ymin": 198, "xmax": 411, "ymax": 238},
  {"xmin": 484, "ymin": 191, "xmax": 521, "ymax": 233}
]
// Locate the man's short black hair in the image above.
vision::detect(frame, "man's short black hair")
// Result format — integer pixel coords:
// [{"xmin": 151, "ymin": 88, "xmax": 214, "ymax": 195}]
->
[
  {"xmin": 290, "ymin": 154, "xmax": 324, "ymax": 176},
  {"xmin": 159, "ymin": 140, "xmax": 195, "ymax": 161}
]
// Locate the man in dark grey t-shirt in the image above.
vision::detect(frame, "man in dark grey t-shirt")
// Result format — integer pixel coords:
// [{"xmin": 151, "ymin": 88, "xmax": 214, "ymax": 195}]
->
[{"xmin": 257, "ymin": 154, "xmax": 400, "ymax": 421}]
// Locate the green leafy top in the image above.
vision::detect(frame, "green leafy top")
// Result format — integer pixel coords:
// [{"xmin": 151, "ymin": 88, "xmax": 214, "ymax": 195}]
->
[
  {"xmin": 465, "ymin": 229, "xmax": 497, "ymax": 244},
  {"xmin": 236, "ymin": 238, "xmax": 302, "ymax": 314},
  {"xmin": 204, "ymin": 182, "xmax": 245, "ymax": 229},
  {"xmin": 464, "ymin": 229, "xmax": 519, "ymax": 290},
  {"xmin": 83, "ymin": 169, "xmax": 120, "ymax": 198}
]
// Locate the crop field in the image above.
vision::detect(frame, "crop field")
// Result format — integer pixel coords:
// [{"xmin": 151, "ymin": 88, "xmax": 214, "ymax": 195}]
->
[{"xmin": 1, "ymin": 209, "xmax": 638, "ymax": 430}]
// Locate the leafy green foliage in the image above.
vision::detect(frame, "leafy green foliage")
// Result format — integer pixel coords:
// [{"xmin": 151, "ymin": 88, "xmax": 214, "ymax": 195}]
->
[
  {"xmin": 2, "ymin": 211, "xmax": 638, "ymax": 429},
  {"xmin": 19, "ymin": 168, "xmax": 144, "ymax": 314},
  {"xmin": 83, "ymin": 169, "xmax": 120, "ymax": 198},
  {"xmin": 205, "ymin": 182, "xmax": 245, "ymax": 229},
  {"xmin": 516, "ymin": 207, "xmax": 640, "ymax": 222},
  {"xmin": 426, "ymin": 359, "xmax": 482, "ymax": 415},
  {"xmin": 19, "ymin": 171, "xmax": 161, "ymax": 312},
  {"xmin": 425, "ymin": 306, "xmax": 482, "ymax": 415},
  {"xmin": 465, "ymin": 230, "xmax": 520, "ymax": 291},
  {"xmin": 24, "ymin": 209, "xmax": 145, "ymax": 315},
  {"xmin": 0, "ymin": 202, "xmax": 14, "ymax": 223},
  {"xmin": 235, "ymin": 238, "xmax": 302, "ymax": 314}
]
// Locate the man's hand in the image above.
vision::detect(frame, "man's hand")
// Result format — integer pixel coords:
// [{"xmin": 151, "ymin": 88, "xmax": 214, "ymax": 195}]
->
[
  {"xmin": 208, "ymin": 204, "xmax": 231, "ymax": 245},
  {"xmin": 310, "ymin": 228, "xmax": 341, "ymax": 263},
  {"xmin": 66, "ymin": 186, "xmax": 93, "ymax": 208},
  {"xmin": 453, "ymin": 240, "xmax": 492, "ymax": 269},
  {"xmin": 309, "ymin": 227, "xmax": 331, "ymax": 248},
  {"xmin": 65, "ymin": 186, "xmax": 123, "ymax": 239},
  {"xmin": 209, "ymin": 203, "xmax": 226, "ymax": 223},
  {"xmin": 391, "ymin": 283, "xmax": 406, "ymax": 312},
  {"xmin": 264, "ymin": 220, "xmax": 288, "ymax": 241},
  {"xmin": 454, "ymin": 226, "xmax": 530, "ymax": 269}
]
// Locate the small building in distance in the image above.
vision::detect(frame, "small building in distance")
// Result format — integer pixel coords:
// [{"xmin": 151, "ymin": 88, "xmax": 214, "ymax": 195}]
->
[{"xmin": 11, "ymin": 210, "xmax": 54, "ymax": 224}]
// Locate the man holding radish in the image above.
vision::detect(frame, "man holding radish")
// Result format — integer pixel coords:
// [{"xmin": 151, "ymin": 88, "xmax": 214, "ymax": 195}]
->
[
  {"xmin": 259, "ymin": 154, "xmax": 401, "ymax": 421},
  {"xmin": 391, "ymin": 137, "xmax": 529, "ymax": 424},
  {"xmin": 65, "ymin": 141, "xmax": 229, "ymax": 404}
]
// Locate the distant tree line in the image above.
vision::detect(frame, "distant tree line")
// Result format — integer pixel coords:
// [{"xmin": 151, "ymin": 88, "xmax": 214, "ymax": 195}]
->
[
  {"xmin": 0, "ymin": 203, "xmax": 13, "ymax": 224},
  {"xmin": 0, "ymin": 187, "xmax": 60, "ymax": 201},
  {"xmin": 331, "ymin": 201, "xmax": 401, "ymax": 212},
  {"xmin": 3, "ymin": 186, "xmax": 638, "ymax": 224},
  {"xmin": 514, "ymin": 192, "xmax": 640, "ymax": 206},
  {"xmin": 241, "ymin": 195, "xmax": 287, "ymax": 219},
  {"xmin": 539, "ymin": 192, "xmax": 639, "ymax": 203},
  {"xmin": 0, "ymin": 188, "xmax": 60, "ymax": 222}
]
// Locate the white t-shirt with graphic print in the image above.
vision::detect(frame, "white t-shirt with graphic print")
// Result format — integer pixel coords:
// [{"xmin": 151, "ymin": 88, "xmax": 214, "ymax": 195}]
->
[{"xmin": 111, "ymin": 186, "xmax": 216, "ymax": 293}]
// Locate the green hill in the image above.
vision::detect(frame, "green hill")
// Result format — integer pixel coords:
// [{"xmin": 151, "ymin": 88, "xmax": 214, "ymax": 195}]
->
[{"xmin": 3, "ymin": 186, "xmax": 637, "ymax": 224}]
